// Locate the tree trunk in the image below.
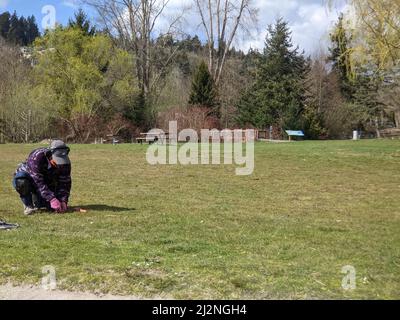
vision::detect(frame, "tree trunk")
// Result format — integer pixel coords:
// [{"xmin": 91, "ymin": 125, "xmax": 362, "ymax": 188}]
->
[{"xmin": 394, "ymin": 110, "xmax": 400, "ymax": 128}]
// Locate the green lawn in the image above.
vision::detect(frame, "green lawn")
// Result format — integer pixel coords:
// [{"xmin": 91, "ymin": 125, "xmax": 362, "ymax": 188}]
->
[{"xmin": 0, "ymin": 140, "xmax": 399, "ymax": 299}]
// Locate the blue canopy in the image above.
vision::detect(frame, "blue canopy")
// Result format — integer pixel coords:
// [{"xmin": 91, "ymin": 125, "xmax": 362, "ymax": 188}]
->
[{"xmin": 285, "ymin": 130, "xmax": 305, "ymax": 137}]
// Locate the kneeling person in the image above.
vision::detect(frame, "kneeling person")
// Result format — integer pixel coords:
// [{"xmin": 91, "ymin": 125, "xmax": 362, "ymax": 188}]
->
[{"xmin": 13, "ymin": 140, "xmax": 72, "ymax": 215}]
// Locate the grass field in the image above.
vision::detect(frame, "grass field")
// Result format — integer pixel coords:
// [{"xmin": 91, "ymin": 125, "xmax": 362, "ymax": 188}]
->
[{"xmin": 0, "ymin": 140, "xmax": 399, "ymax": 299}]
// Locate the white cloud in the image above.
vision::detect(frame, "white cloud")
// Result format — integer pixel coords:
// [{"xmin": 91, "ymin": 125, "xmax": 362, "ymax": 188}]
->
[
  {"xmin": 153, "ymin": 0, "xmax": 198, "ymax": 38},
  {"xmin": 236, "ymin": 0, "xmax": 348, "ymax": 54},
  {"xmin": 103, "ymin": 0, "xmax": 349, "ymax": 54},
  {"xmin": 290, "ymin": 3, "xmax": 339, "ymax": 53},
  {"xmin": 62, "ymin": 0, "xmax": 79, "ymax": 9},
  {"xmin": 0, "ymin": 0, "xmax": 9, "ymax": 9},
  {"xmin": 261, "ymin": 0, "xmax": 299, "ymax": 12}
]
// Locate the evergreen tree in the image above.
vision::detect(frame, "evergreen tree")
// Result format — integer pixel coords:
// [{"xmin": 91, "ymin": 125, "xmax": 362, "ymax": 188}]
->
[
  {"xmin": 26, "ymin": 15, "xmax": 40, "ymax": 45},
  {"xmin": 352, "ymin": 71, "xmax": 384, "ymax": 132},
  {"xmin": 68, "ymin": 9, "xmax": 96, "ymax": 36},
  {"xmin": 0, "ymin": 11, "xmax": 10, "ymax": 39},
  {"xmin": 121, "ymin": 91, "xmax": 147, "ymax": 129},
  {"xmin": 189, "ymin": 61, "xmax": 218, "ymax": 112},
  {"xmin": 236, "ymin": 18, "xmax": 309, "ymax": 131},
  {"xmin": 190, "ymin": 35, "xmax": 202, "ymax": 53},
  {"xmin": 18, "ymin": 16, "xmax": 28, "ymax": 45},
  {"xmin": 7, "ymin": 11, "xmax": 21, "ymax": 44},
  {"xmin": 329, "ymin": 14, "xmax": 383, "ymax": 134},
  {"xmin": 4, "ymin": 11, "xmax": 39, "ymax": 46},
  {"xmin": 181, "ymin": 35, "xmax": 202, "ymax": 53},
  {"xmin": 329, "ymin": 14, "xmax": 354, "ymax": 99}
]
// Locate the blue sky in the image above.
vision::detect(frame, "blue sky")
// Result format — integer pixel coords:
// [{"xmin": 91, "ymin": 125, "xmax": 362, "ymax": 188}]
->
[
  {"xmin": 0, "ymin": 0, "xmax": 349, "ymax": 54},
  {"xmin": 0, "ymin": 0, "xmax": 81, "ymax": 27}
]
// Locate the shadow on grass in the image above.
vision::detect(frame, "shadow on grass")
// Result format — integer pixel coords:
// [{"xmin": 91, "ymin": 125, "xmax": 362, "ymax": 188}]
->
[{"xmin": 75, "ymin": 205, "xmax": 136, "ymax": 212}]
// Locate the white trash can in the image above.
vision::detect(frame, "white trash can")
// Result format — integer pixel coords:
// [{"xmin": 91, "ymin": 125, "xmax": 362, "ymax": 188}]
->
[{"xmin": 353, "ymin": 131, "xmax": 359, "ymax": 140}]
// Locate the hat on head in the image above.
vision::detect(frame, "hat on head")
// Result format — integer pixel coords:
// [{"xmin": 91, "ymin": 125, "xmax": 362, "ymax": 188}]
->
[{"xmin": 50, "ymin": 140, "xmax": 70, "ymax": 165}]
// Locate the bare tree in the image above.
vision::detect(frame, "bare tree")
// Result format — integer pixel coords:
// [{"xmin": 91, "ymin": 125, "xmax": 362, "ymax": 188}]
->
[
  {"xmin": 0, "ymin": 38, "xmax": 49, "ymax": 142},
  {"xmin": 83, "ymin": 0, "xmax": 187, "ymax": 101},
  {"xmin": 157, "ymin": 105, "xmax": 219, "ymax": 133},
  {"xmin": 194, "ymin": 0, "xmax": 258, "ymax": 86},
  {"xmin": 106, "ymin": 114, "xmax": 134, "ymax": 136}
]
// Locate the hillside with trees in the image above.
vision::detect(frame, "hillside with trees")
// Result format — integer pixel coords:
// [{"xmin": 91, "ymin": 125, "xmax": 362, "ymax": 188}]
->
[{"xmin": 0, "ymin": 0, "xmax": 399, "ymax": 143}]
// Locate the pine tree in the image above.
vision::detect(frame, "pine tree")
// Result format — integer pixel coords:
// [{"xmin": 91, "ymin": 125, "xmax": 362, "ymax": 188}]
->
[
  {"xmin": 189, "ymin": 61, "xmax": 218, "ymax": 112},
  {"xmin": 236, "ymin": 18, "xmax": 309, "ymax": 131},
  {"xmin": 0, "ymin": 11, "xmax": 11, "ymax": 39},
  {"xmin": 329, "ymin": 14, "xmax": 383, "ymax": 134},
  {"xmin": 19, "ymin": 16, "xmax": 29, "ymax": 45},
  {"xmin": 1, "ymin": 11, "xmax": 39, "ymax": 45},
  {"xmin": 7, "ymin": 11, "xmax": 21, "ymax": 44},
  {"xmin": 329, "ymin": 14, "xmax": 354, "ymax": 99},
  {"xmin": 352, "ymin": 71, "xmax": 384, "ymax": 132},
  {"xmin": 68, "ymin": 9, "xmax": 96, "ymax": 36},
  {"xmin": 26, "ymin": 15, "xmax": 40, "ymax": 45}
]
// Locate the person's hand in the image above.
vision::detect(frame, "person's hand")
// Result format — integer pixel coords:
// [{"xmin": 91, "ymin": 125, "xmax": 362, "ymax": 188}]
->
[
  {"xmin": 60, "ymin": 202, "xmax": 68, "ymax": 213},
  {"xmin": 50, "ymin": 198, "xmax": 62, "ymax": 213}
]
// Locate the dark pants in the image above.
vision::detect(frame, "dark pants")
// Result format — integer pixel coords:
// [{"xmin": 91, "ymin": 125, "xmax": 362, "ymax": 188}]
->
[{"xmin": 12, "ymin": 172, "xmax": 50, "ymax": 209}]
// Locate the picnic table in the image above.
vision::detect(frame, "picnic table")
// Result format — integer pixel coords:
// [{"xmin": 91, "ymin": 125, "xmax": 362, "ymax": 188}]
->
[{"xmin": 136, "ymin": 132, "xmax": 170, "ymax": 144}]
